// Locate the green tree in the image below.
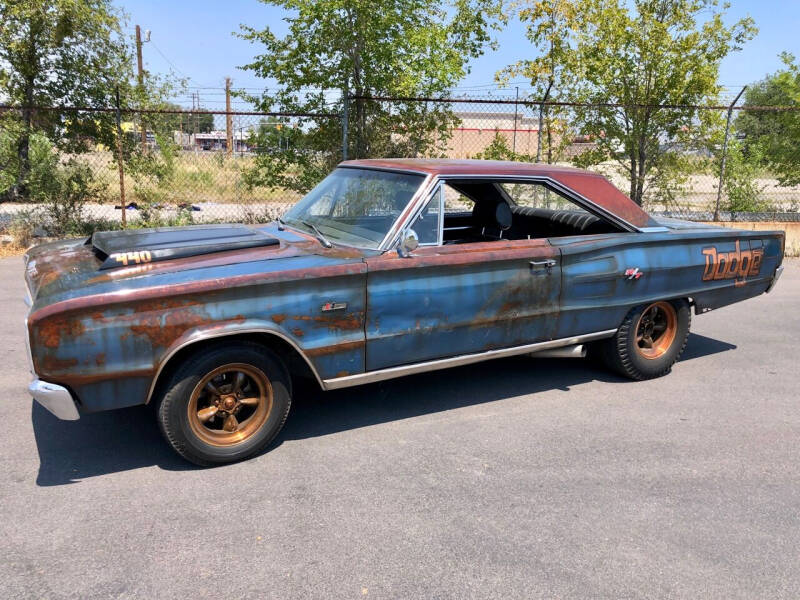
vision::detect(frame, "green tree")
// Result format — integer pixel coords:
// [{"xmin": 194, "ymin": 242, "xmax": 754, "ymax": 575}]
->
[
  {"xmin": 0, "ymin": 0, "xmax": 131, "ymax": 201},
  {"xmin": 736, "ymin": 53, "xmax": 800, "ymax": 187},
  {"xmin": 511, "ymin": 0, "xmax": 755, "ymax": 206},
  {"xmin": 472, "ymin": 131, "xmax": 534, "ymax": 162},
  {"xmin": 237, "ymin": 0, "xmax": 503, "ymax": 192},
  {"xmin": 161, "ymin": 102, "xmax": 214, "ymax": 135},
  {"xmin": 496, "ymin": 0, "xmax": 578, "ymax": 163}
]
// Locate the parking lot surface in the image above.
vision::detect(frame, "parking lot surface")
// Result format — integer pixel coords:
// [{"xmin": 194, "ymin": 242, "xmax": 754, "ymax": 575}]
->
[{"xmin": 1, "ymin": 256, "xmax": 798, "ymax": 599}]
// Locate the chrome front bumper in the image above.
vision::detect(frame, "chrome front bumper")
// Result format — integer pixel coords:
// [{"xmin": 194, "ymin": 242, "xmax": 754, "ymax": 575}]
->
[{"xmin": 29, "ymin": 379, "xmax": 80, "ymax": 420}]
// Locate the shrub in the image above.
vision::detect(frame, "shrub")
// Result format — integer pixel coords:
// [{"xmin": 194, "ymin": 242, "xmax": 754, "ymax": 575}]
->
[
  {"xmin": 0, "ymin": 124, "xmax": 62, "ymax": 203},
  {"xmin": 722, "ymin": 141, "xmax": 773, "ymax": 213},
  {"xmin": 7, "ymin": 209, "xmax": 40, "ymax": 247}
]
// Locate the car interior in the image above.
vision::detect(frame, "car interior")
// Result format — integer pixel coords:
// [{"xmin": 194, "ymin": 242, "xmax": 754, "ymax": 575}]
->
[{"xmin": 412, "ymin": 179, "xmax": 625, "ymax": 245}]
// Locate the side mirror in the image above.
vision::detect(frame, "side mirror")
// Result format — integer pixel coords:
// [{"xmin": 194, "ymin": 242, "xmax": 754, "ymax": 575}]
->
[{"xmin": 397, "ymin": 229, "xmax": 419, "ymax": 258}]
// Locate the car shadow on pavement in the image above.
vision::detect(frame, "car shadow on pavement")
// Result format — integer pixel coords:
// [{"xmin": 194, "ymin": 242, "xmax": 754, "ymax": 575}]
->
[
  {"xmin": 277, "ymin": 332, "xmax": 737, "ymax": 443},
  {"xmin": 32, "ymin": 403, "xmax": 194, "ymax": 486},
  {"xmin": 32, "ymin": 332, "xmax": 734, "ymax": 485}
]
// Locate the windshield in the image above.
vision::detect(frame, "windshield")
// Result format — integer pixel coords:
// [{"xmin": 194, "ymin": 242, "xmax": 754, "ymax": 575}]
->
[{"xmin": 282, "ymin": 168, "xmax": 425, "ymax": 249}]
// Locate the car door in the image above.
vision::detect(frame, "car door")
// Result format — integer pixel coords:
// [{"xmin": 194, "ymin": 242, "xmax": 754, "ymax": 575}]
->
[{"xmin": 363, "ymin": 183, "xmax": 562, "ymax": 371}]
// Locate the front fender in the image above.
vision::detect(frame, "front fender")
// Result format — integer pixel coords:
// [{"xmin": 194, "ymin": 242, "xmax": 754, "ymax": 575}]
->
[{"xmin": 146, "ymin": 319, "xmax": 327, "ymax": 402}]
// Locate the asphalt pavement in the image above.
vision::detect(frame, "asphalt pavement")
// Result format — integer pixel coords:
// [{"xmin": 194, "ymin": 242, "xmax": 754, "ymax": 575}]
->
[{"xmin": 1, "ymin": 255, "xmax": 798, "ymax": 599}]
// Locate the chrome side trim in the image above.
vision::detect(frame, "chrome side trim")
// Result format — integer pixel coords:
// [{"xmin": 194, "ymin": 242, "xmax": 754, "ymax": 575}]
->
[
  {"xmin": 322, "ymin": 329, "xmax": 617, "ymax": 390},
  {"xmin": 766, "ymin": 264, "xmax": 784, "ymax": 293},
  {"xmin": 378, "ymin": 173, "xmax": 435, "ymax": 252},
  {"xmin": 144, "ymin": 327, "xmax": 327, "ymax": 404},
  {"xmin": 29, "ymin": 378, "xmax": 80, "ymax": 420},
  {"xmin": 406, "ymin": 181, "xmax": 445, "ymax": 248}
]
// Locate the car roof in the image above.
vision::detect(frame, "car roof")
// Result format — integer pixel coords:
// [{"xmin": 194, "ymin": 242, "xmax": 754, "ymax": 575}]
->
[{"xmin": 339, "ymin": 159, "xmax": 658, "ymax": 229}]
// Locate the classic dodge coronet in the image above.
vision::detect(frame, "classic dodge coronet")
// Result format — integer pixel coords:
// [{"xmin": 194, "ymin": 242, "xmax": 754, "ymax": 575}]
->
[{"xmin": 25, "ymin": 159, "xmax": 785, "ymax": 465}]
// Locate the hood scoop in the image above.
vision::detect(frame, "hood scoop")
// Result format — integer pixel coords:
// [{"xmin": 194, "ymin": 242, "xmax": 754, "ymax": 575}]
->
[{"xmin": 90, "ymin": 224, "xmax": 280, "ymax": 270}]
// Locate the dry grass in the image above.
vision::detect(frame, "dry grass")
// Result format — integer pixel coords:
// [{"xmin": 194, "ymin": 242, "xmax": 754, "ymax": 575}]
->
[
  {"xmin": 0, "ymin": 242, "xmax": 26, "ymax": 258},
  {"xmin": 76, "ymin": 151, "xmax": 301, "ymax": 206}
]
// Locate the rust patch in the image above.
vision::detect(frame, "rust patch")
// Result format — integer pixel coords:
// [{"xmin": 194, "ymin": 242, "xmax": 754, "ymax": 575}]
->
[
  {"xmin": 131, "ymin": 297, "xmax": 201, "ymax": 314},
  {"xmin": 55, "ymin": 367, "xmax": 156, "ymax": 387},
  {"xmin": 129, "ymin": 306, "xmax": 215, "ymax": 349},
  {"xmin": 335, "ymin": 370, "xmax": 350, "ymax": 378},
  {"xmin": 40, "ymin": 354, "xmax": 79, "ymax": 372},
  {"xmin": 305, "ymin": 340, "xmax": 365, "ymax": 357},
  {"xmin": 290, "ymin": 311, "xmax": 364, "ymax": 331},
  {"xmin": 95, "ymin": 353, "xmax": 106, "ymax": 367},
  {"xmin": 37, "ymin": 316, "xmax": 86, "ymax": 349},
  {"xmin": 290, "ymin": 327, "xmax": 305, "ymax": 338},
  {"xmin": 271, "ymin": 314, "xmax": 287, "ymax": 324},
  {"xmin": 29, "ymin": 262, "xmax": 368, "ymax": 325},
  {"xmin": 366, "ymin": 239, "xmax": 556, "ymax": 272},
  {"xmin": 498, "ymin": 300, "xmax": 523, "ymax": 315}
]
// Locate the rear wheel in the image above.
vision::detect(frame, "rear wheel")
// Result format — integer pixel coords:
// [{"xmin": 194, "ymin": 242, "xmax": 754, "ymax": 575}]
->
[
  {"xmin": 599, "ymin": 299, "xmax": 691, "ymax": 380},
  {"xmin": 156, "ymin": 342, "xmax": 291, "ymax": 466}
]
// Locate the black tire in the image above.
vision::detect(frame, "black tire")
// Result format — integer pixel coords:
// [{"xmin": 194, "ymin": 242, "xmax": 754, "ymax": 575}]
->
[
  {"xmin": 599, "ymin": 299, "xmax": 691, "ymax": 380},
  {"xmin": 155, "ymin": 341, "xmax": 292, "ymax": 466}
]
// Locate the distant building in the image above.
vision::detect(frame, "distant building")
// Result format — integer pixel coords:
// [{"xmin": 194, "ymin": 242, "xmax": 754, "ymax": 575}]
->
[
  {"xmin": 446, "ymin": 111, "xmax": 539, "ymax": 158},
  {"xmin": 190, "ymin": 130, "xmax": 250, "ymax": 152}
]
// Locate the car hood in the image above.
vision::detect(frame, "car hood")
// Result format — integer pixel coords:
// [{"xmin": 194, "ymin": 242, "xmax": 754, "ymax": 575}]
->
[
  {"xmin": 25, "ymin": 223, "xmax": 371, "ymax": 308},
  {"xmin": 91, "ymin": 224, "xmax": 281, "ymax": 270}
]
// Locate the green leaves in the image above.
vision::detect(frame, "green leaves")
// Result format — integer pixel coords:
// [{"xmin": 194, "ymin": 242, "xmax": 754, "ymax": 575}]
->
[
  {"xmin": 504, "ymin": 0, "xmax": 756, "ymax": 206},
  {"xmin": 237, "ymin": 0, "xmax": 502, "ymax": 193},
  {"xmin": 736, "ymin": 53, "xmax": 800, "ymax": 187},
  {"xmin": 0, "ymin": 0, "xmax": 131, "ymax": 201}
]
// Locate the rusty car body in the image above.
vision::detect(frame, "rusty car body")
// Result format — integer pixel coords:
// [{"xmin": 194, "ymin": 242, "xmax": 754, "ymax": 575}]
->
[{"xmin": 25, "ymin": 159, "xmax": 786, "ymax": 464}]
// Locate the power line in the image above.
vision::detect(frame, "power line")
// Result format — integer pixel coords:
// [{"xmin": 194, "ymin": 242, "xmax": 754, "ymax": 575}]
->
[{"xmin": 148, "ymin": 39, "xmax": 192, "ymax": 81}]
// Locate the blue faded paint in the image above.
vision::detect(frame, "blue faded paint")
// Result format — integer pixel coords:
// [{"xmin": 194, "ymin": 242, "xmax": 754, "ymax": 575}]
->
[
  {"xmin": 364, "ymin": 242, "xmax": 560, "ymax": 370},
  {"xmin": 26, "ymin": 223, "xmax": 372, "ymax": 412},
  {"xmin": 24, "ymin": 186, "xmax": 785, "ymax": 417}
]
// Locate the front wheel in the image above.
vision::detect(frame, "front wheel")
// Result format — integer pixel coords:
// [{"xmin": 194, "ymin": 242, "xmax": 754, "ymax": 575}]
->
[
  {"xmin": 155, "ymin": 342, "xmax": 292, "ymax": 466},
  {"xmin": 599, "ymin": 299, "xmax": 691, "ymax": 380}
]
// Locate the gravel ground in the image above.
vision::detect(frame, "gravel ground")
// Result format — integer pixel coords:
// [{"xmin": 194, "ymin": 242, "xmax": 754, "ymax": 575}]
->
[{"xmin": 1, "ymin": 256, "xmax": 798, "ymax": 599}]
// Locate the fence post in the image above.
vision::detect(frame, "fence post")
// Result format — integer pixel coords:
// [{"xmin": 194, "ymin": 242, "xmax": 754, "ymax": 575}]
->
[
  {"xmin": 536, "ymin": 81, "xmax": 553, "ymax": 163},
  {"xmin": 114, "ymin": 87, "xmax": 127, "ymax": 228},
  {"xmin": 225, "ymin": 77, "xmax": 233, "ymax": 157},
  {"xmin": 341, "ymin": 86, "xmax": 349, "ymax": 161},
  {"xmin": 512, "ymin": 86, "xmax": 519, "ymax": 154},
  {"xmin": 714, "ymin": 85, "xmax": 747, "ymax": 221}
]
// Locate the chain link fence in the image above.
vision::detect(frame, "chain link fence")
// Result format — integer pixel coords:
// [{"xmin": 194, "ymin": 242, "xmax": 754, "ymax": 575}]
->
[{"xmin": 1, "ymin": 96, "xmax": 799, "ymax": 239}]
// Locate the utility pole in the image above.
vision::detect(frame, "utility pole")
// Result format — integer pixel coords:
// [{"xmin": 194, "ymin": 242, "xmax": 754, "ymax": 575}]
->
[
  {"xmin": 536, "ymin": 80, "xmax": 553, "ymax": 163},
  {"xmin": 135, "ymin": 25, "xmax": 147, "ymax": 151},
  {"xmin": 115, "ymin": 87, "xmax": 127, "ymax": 228},
  {"xmin": 714, "ymin": 85, "xmax": 747, "ymax": 221},
  {"xmin": 341, "ymin": 84, "xmax": 349, "ymax": 161},
  {"xmin": 226, "ymin": 77, "xmax": 233, "ymax": 157}
]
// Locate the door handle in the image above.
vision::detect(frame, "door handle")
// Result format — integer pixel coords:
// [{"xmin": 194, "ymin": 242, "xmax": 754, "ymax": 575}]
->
[{"xmin": 530, "ymin": 259, "xmax": 557, "ymax": 273}]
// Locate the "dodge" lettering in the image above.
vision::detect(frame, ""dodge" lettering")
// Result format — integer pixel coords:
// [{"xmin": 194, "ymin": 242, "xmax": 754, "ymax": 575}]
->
[{"xmin": 701, "ymin": 240, "xmax": 763, "ymax": 286}]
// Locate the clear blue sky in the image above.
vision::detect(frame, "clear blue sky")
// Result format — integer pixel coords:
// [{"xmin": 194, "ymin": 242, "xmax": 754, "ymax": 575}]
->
[{"xmin": 121, "ymin": 0, "xmax": 800, "ymax": 108}]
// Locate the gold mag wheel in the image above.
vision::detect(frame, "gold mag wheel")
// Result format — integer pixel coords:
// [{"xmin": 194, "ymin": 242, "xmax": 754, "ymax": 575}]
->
[
  {"xmin": 634, "ymin": 301, "xmax": 678, "ymax": 360},
  {"xmin": 187, "ymin": 363, "xmax": 273, "ymax": 447}
]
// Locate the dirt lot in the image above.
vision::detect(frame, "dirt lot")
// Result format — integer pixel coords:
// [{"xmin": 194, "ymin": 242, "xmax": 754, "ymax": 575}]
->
[{"xmin": 1, "ymin": 257, "xmax": 798, "ymax": 599}]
